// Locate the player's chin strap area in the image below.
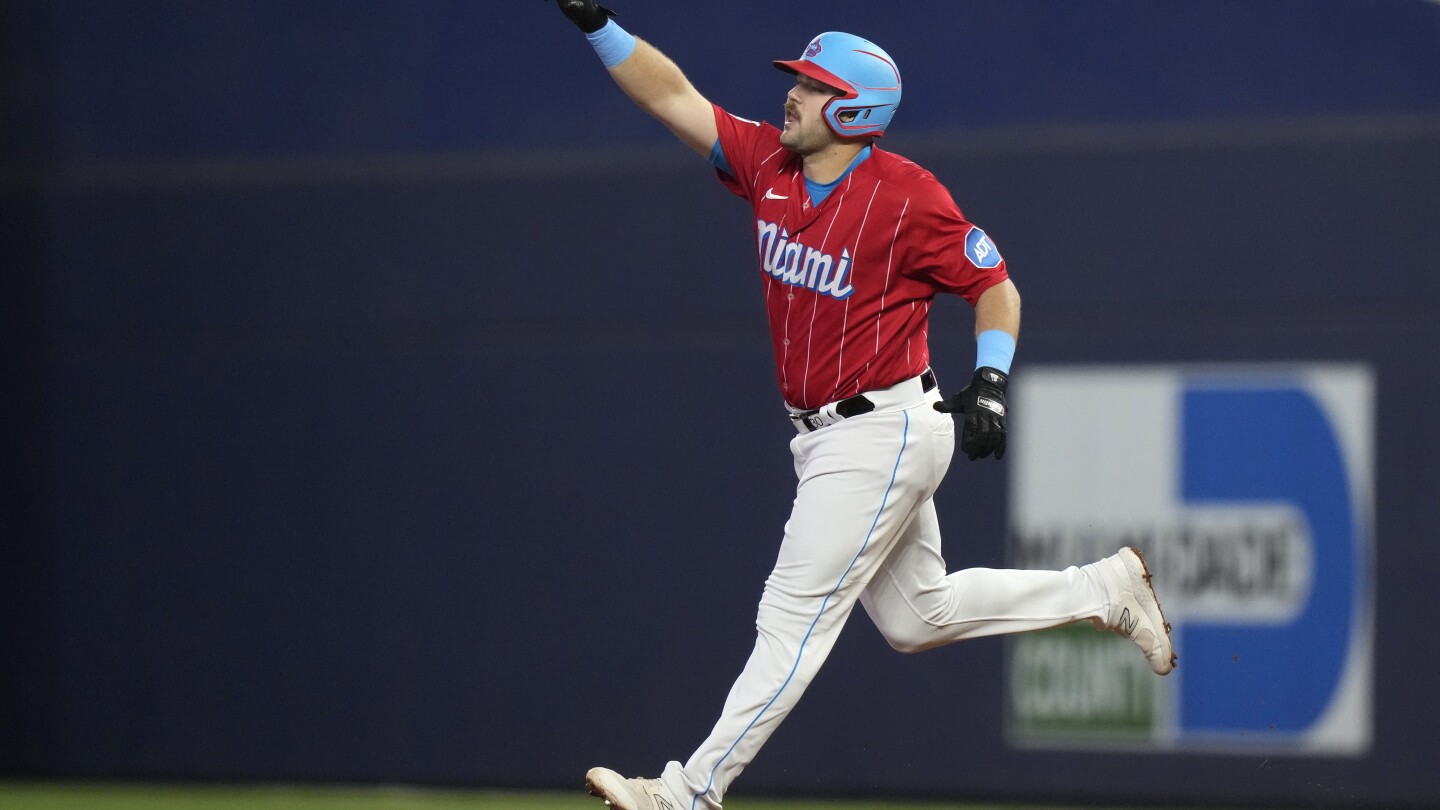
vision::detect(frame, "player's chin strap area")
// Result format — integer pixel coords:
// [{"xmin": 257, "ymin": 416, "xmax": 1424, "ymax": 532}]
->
[{"xmin": 788, "ymin": 369, "xmax": 938, "ymax": 434}]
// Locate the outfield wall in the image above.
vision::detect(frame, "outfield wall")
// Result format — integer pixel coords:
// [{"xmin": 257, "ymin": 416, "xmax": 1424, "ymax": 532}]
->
[{"xmin": 4, "ymin": 2, "xmax": 1440, "ymax": 807}]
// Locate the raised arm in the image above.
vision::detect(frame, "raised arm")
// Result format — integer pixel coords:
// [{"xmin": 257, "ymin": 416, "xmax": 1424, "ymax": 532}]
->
[{"xmin": 554, "ymin": 1, "xmax": 719, "ymax": 158}]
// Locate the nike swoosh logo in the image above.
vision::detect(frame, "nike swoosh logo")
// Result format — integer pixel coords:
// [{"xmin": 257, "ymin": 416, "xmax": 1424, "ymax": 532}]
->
[{"xmin": 764, "ymin": 189, "xmax": 788, "ymax": 200}]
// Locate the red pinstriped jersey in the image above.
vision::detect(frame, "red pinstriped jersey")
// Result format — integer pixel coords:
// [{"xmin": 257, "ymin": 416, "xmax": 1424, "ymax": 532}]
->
[{"xmin": 712, "ymin": 104, "xmax": 1009, "ymax": 410}]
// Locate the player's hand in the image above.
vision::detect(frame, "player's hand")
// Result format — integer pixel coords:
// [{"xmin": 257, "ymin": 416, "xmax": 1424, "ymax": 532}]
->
[
  {"xmin": 554, "ymin": 0, "xmax": 616, "ymax": 33},
  {"xmin": 934, "ymin": 367, "xmax": 1008, "ymax": 460}
]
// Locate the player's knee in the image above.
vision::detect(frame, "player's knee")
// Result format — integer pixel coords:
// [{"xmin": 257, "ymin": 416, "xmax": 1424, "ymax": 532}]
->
[
  {"xmin": 884, "ymin": 635, "xmax": 925, "ymax": 654},
  {"xmin": 877, "ymin": 621, "xmax": 937, "ymax": 654}
]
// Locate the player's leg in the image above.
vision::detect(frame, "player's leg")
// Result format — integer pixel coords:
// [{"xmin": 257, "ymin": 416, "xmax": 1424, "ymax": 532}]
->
[
  {"xmin": 860, "ymin": 498, "xmax": 1116, "ymax": 652},
  {"xmin": 859, "ymin": 494, "xmax": 1175, "ymax": 674},
  {"xmin": 661, "ymin": 406, "xmax": 938, "ymax": 810}
]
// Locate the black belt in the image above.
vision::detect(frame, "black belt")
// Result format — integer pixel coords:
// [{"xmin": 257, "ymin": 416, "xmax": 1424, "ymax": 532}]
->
[{"xmin": 792, "ymin": 369, "xmax": 937, "ymax": 432}]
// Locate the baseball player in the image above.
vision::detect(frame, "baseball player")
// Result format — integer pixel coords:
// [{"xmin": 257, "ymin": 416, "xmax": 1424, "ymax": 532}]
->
[{"xmin": 550, "ymin": 4, "xmax": 1177, "ymax": 809}]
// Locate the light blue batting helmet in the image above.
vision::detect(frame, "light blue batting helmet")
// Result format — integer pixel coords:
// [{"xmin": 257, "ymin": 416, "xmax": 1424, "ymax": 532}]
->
[{"xmin": 774, "ymin": 32, "xmax": 902, "ymax": 138}]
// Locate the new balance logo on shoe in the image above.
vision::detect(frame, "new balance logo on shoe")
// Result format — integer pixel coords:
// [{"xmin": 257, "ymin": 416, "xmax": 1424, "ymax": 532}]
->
[{"xmin": 1117, "ymin": 606, "xmax": 1139, "ymax": 637}]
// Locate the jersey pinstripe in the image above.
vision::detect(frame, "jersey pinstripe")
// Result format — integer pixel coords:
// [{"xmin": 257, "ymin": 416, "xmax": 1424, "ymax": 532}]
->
[{"xmin": 712, "ymin": 104, "xmax": 1009, "ymax": 410}]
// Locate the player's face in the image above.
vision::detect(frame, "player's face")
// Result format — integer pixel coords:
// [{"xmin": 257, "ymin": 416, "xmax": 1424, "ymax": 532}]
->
[{"xmin": 780, "ymin": 73, "xmax": 845, "ymax": 154}]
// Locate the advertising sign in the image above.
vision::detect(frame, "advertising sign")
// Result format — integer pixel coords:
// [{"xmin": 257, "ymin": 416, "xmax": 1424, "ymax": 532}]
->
[{"xmin": 1006, "ymin": 365, "xmax": 1374, "ymax": 754}]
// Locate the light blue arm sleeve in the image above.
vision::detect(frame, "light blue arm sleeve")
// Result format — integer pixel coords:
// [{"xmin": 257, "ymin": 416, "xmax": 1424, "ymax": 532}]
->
[
  {"xmin": 584, "ymin": 19, "xmax": 637, "ymax": 67},
  {"xmin": 975, "ymin": 329, "xmax": 1017, "ymax": 374},
  {"xmin": 708, "ymin": 138, "xmax": 733, "ymax": 176}
]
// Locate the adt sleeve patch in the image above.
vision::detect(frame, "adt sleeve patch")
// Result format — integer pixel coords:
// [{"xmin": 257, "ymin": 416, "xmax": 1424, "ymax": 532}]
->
[{"xmin": 965, "ymin": 227, "xmax": 1003, "ymax": 269}]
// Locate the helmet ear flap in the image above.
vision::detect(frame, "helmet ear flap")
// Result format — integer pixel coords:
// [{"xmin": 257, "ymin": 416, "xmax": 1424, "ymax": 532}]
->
[{"xmin": 825, "ymin": 103, "xmax": 894, "ymax": 138}]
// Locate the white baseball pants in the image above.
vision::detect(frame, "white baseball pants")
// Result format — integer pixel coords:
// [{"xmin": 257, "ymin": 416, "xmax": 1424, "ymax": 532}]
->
[{"xmin": 661, "ymin": 386, "xmax": 1118, "ymax": 810}]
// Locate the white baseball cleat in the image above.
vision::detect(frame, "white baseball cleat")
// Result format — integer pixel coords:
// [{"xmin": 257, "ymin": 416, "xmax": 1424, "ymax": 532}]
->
[
  {"xmin": 586, "ymin": 766, "xmax": 680, "ymax": 810},
  {"xmin": 1099, "ymin": 547, "xmax": 1177, "ymax": 675}
]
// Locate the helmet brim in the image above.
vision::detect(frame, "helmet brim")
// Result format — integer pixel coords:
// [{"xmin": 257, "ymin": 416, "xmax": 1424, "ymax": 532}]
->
[{"xmin": 773, "ymin": 59, "xmax": 856, "ymax": 97}]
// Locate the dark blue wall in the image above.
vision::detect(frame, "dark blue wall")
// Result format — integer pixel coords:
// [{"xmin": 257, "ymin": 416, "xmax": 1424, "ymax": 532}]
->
[
  {"xmin": 30, "ymin": 1, "xmax": 1440, "ymax": 156},
  {"xmin": 4, "ymin": 1, "xmax": 1440, "ymax": 807}
]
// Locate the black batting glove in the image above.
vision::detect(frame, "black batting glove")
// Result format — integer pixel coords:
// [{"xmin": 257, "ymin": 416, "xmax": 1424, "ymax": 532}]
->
[
  {"xmin": 554, "ymin": 0, "xmax": 616, "ymax": 33},
  {"xmin": 934, "ymin": 366, "xmax": 1009, "ymax": 461}
]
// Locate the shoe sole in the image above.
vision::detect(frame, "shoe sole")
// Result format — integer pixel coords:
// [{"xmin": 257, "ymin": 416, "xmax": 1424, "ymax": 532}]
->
[{"xmin": 1128, "ymin": 547, "xmax": 1177, "ymax": 674}]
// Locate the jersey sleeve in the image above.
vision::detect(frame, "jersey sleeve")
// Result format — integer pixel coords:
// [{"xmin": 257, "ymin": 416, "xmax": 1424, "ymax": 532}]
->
[
  {"xmin": 901, "ymin": 179, "xmax": 1010, "ymax": 306},
  {"xmin": 711, "ymin": 103, "xmax": 779, "ymax": 203}
]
